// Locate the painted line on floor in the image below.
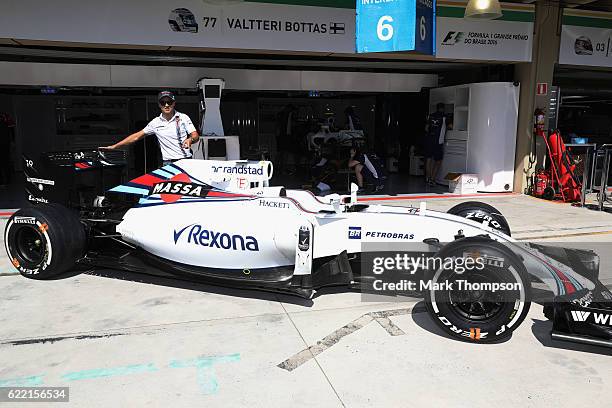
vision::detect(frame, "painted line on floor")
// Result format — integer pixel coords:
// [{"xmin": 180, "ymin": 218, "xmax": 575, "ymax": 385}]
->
[
  {"xmin": 61, "ymin": 363, "xmax": 159, "ymax": 382},
  {"xmin": 1, "ymin": 354, "xmax": 240, "ymax": 396},
  {"xmin": 358, "ymin": 192, "xmax": 518, "ymax": 202},
  {"xmin": 0, "ymin": 211, "xmax": 15, "ymax": 218},
  {"xmin": 278, "ymin": 308, "xmax": 412, "ymax": 372}
]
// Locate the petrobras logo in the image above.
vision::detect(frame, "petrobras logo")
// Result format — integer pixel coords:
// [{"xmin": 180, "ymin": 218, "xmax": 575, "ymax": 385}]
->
[
  {"xmin": 151, "ymin": 182, "xmax": 207, "ymax": 197},
  {"xmin": 365, "ymin": 231, "xmax": 415, "ymax": 240},
  {"xmin": 173, "ymin": 224, "xmax": 259, "ymax": 252},
  {"xmin": 212, "ymin": 165, "xmax": 264, "ymax": 176},
  {"xmin": 348, "ymin": 226, "xmax": 362, "ymax": 240},
  {"xmin": 570, "ymin": 310, "xmax": 612, "ymax": 325}
]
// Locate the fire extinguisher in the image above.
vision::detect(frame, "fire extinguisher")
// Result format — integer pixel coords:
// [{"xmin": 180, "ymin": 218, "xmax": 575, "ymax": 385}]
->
[
  {"xmin": 534, "ymin": 170, "xmax": 549, "ymax": 197},
  {"xmin": 534, "ymin": 108, "xmax": 546, "ymax": 137}
]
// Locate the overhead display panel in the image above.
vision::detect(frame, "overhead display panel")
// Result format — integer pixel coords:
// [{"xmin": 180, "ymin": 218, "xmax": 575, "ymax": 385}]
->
[
  {"xmin": 0, "ymin": 0, "xmax": 355, "ymax": 53},
  {"xmin": 435, "ymin": 1, "xmax": 534, "ymax": 62},
  {"xmin": 559, "ymin": 9, "xmax": 612, "ymax": 68},
  {"xmin": 356, "ymin": 0, "xmax": 435, "ymax": 54}
]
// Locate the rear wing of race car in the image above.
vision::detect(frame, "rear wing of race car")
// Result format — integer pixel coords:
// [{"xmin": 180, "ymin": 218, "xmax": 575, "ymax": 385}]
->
[{"xmin": 23, "ymin": 150, "xmax": 126, "ymax": 208}]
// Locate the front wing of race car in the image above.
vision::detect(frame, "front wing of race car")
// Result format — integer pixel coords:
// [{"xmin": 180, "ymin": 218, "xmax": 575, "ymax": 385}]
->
[{"xmin": 550, "ymin": 286, "xmax": 612, "ymax": 347}]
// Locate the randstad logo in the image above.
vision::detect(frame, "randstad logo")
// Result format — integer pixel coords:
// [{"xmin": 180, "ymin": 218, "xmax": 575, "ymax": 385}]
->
[{"xmin": 173, "ymin": 224, "xmax": 259, "ymax": 251}]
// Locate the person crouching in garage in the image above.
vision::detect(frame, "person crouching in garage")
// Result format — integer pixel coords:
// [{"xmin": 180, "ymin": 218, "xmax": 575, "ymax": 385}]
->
[
  {"xmin": 101, "ymin": 91, "xmax": 200, "ymax": 166},
  {"xmin": 348, "ymin": 147, "xmax": 384, "ymax": 194}
]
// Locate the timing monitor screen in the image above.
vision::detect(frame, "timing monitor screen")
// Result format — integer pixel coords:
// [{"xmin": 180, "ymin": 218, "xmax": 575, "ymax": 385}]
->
[{"xmin": 205, "ymin": 85, "xmax": 221, "ymax": 98}]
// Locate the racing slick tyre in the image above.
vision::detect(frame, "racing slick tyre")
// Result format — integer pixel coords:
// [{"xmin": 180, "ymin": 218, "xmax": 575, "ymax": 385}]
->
[
  {"xmin": 4, "ymin": 204, "xmax": 86, "ymax": 280},
  {"xmin": 424, "ymin": 237, "xmax": 531, "ymax": 343},
  {"xmin": 447, "ymin": 201, "xmax": 511, "ymax": 236}
]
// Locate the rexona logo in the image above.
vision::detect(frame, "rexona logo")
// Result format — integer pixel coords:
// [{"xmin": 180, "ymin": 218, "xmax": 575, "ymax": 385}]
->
[
  {"xmin": 570, "ymin": 310, "xmax": 612, "ymax": 325},
  {"xmin": 151, "ymin": 182, "xmax": 208, "ymax": 198},
  {"xmin": 173, "ymin": 224, "xmax": 259, "ymax": 251}
]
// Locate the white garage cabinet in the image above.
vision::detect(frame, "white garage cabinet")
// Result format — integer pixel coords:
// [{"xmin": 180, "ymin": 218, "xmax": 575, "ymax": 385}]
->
[{"xmin": 430, "ymin": 82, "xmax": 520, "ymax": 193}]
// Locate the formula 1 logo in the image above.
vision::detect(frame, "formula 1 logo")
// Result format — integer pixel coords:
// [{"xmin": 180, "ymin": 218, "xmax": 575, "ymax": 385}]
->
[
  {"xmin": 173, "ymin": 224, "xmax": 259, "ymax": 251},
  {"xmin": 441, "ymin": 31, "xmax": 464, "ymax": 45}
]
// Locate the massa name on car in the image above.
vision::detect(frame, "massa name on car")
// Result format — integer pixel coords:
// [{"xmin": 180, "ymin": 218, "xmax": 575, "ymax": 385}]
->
[{"xmin": 150, "ymin": 181, "xmax": 208, "ymax": 197}]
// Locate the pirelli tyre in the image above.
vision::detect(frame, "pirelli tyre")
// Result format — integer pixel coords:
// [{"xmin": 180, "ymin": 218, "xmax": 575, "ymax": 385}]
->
[
  {"xmin": 4, "ymin": 204, "xmax": 86, "ymax": 279},
  {"xmin": 447, "ymin": 201, "xmax": 511, "ymax": 236},
  {"xmin": 424, "ymin": 238, "xmax": 531, "ymax": 343}
]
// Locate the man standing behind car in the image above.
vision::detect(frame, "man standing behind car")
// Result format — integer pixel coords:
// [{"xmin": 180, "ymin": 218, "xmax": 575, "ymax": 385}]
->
[
  {"xmin": 101, "ymin": 91, "xmax": 199, "ymax": 166},
  {"xmin": 424, "ymin": 102, "xmax": 448, "ymax": 186}
]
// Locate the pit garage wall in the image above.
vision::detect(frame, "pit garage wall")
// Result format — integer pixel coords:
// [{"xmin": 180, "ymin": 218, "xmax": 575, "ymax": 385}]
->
[{"xmin": 0, "ymin": 62, "xmax": 437, "ymax": 92}]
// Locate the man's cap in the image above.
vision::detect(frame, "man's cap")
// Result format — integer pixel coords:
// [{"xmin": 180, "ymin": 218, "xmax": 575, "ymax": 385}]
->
[{"xmin": 158, "ymin": 91, "xmax": 176, "ymax": 102}]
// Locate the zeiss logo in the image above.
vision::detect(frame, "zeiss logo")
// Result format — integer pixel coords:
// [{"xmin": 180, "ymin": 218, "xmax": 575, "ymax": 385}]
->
[
  {"xmin": 348, "ymin": 227, "xmax": 362, "ymax": 240},
  {"xmin": 173, "ymin": 224, "xmax": 259, "ymax": 251}
]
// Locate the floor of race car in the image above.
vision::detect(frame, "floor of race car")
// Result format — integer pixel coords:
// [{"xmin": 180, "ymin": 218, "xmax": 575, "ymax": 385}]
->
[{"xmin": 1, "ymin": 194, "xmax": 612, "ymax": 407}]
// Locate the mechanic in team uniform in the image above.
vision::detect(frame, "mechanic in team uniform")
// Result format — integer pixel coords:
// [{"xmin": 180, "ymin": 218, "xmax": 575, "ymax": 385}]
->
[
  {"xmin": 348, "ymin": 147, "xmax": 385, "ymax": 193},
  {"xmin": 102, "ymin": 91, "xmax": 199, "ymax": 166},
  {"xmin": 424, "ymin": 102, "xmax": 449, "ymax": 186}
]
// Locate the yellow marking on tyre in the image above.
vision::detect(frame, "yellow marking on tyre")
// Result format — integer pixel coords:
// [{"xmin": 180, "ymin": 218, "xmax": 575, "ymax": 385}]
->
[
  {"xmin": 11, "ymin": 258, "xmax": 19, "ymax": 268},
  {"xmin": 39, "ymin": 223, "xmax": 48, "ymax": 233}
]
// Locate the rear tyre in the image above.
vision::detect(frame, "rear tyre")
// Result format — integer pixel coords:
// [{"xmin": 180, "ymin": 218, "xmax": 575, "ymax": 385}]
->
[
  {"xmin": 447, "ymin": 201, "xmax": 511, "ymax": 236},
  {"xmin": 424, "ymin": 238, "xmax": 531, "ymax": 343},
  {"xmin": 4, "ymin": 204, "xmax": 86, "ymax": 279}
]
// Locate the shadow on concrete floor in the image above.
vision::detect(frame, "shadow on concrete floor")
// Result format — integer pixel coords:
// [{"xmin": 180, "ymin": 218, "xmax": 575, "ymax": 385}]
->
[
  {"xmin": 530, "ymin": 318, "xmax": 612, "ymax": 356},
  {"xmin": 76, "ymin": 268, "xmax": 316, "ymax": 306}
]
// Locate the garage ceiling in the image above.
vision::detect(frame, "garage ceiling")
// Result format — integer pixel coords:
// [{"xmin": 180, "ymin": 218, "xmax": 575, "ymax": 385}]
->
[{"xmin": 502, "ymin": 0, "xmax": 612, "ymax": 12}]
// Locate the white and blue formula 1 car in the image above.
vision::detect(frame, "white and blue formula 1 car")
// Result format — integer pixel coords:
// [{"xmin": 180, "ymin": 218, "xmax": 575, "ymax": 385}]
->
[{"xmin": 4, "ymin": 151, "xmax": 612, "ymax": 347}]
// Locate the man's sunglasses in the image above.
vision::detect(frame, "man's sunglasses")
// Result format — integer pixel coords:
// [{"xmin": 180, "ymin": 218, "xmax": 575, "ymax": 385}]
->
[{"xmin": 159, "ymin": 99, "xmax": 175, "ymax": 107}]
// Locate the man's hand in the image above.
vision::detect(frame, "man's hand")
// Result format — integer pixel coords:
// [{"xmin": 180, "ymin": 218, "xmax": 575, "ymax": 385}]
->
[
  {"xmin": 182, "ymin": 137, "xmax": 193, "ymax": 149},
  {"xmin": 99, "ymin": 145, "xmax": 116, "ymax": 150}
]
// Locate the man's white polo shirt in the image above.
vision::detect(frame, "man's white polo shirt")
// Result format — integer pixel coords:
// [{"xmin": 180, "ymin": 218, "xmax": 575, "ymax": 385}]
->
[{"xmin": 143, "ymin": 111, "xmax": 197, "ymax": 160}]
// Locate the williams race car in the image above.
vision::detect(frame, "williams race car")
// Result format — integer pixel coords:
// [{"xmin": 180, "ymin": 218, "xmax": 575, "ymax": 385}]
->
[{"xmin": 5, "ymin": 150, "xmax": 612, "ymax": 347}]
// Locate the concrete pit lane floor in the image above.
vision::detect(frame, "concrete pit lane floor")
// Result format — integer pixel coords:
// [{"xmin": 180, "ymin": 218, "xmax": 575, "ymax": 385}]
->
[{"xmin": 1, "ymin": 194, "xmax": 611, "ymax": 407}]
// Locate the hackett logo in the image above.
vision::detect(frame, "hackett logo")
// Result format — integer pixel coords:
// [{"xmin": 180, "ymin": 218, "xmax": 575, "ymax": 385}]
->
[{"xmin": 173, "ymin": 224, "xmax": 259, "ymax": 252}]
